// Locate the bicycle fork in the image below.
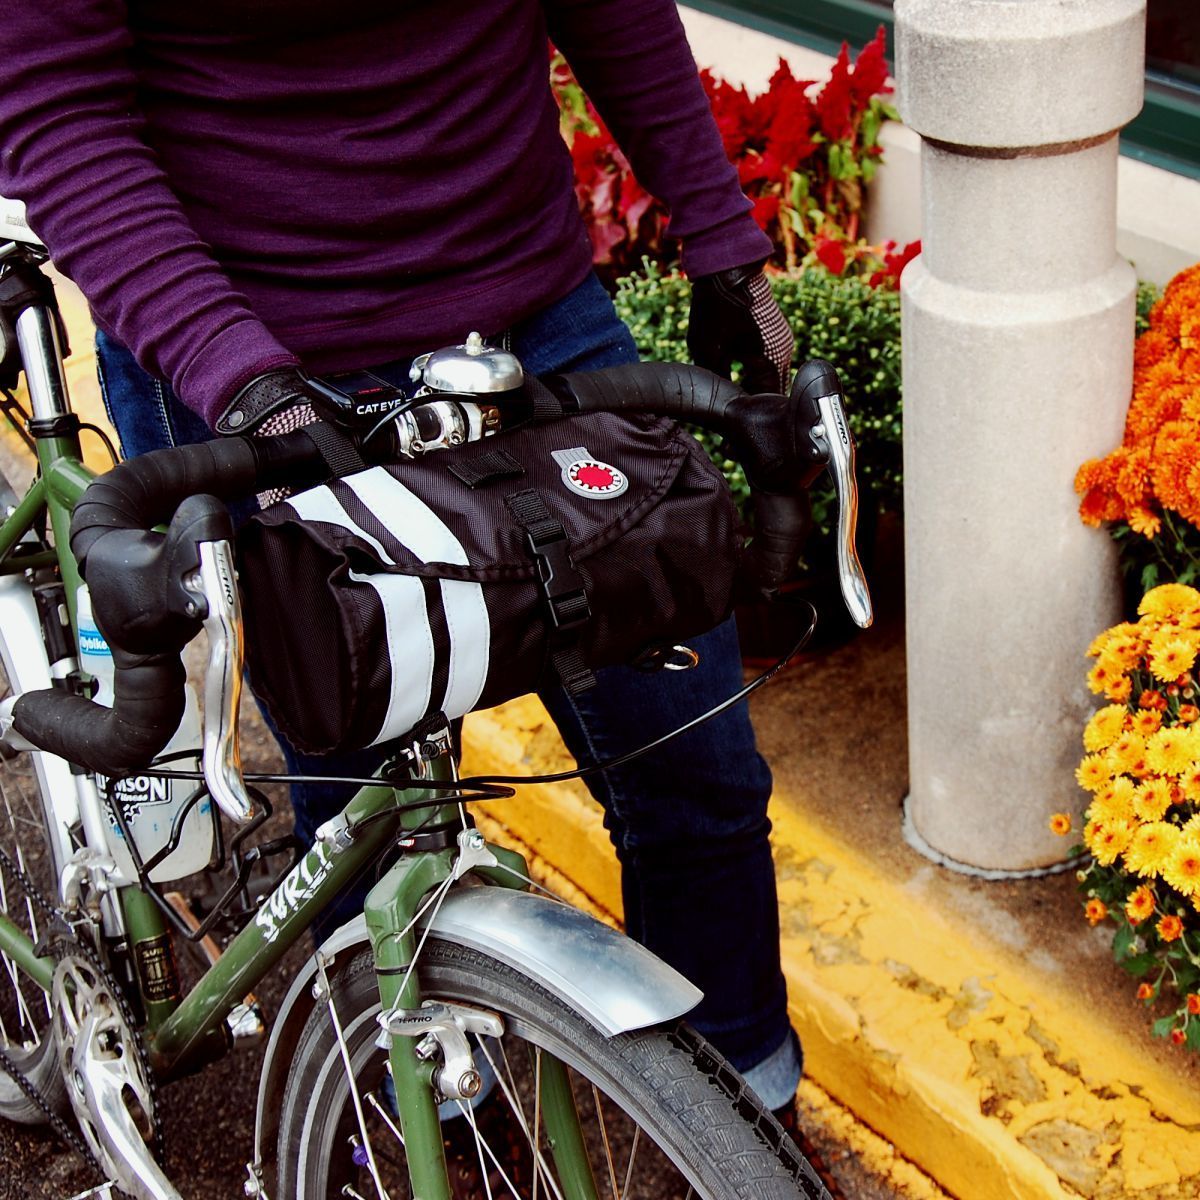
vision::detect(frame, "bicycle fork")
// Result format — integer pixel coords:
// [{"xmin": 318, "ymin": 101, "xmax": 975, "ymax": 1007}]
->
[{"xmin": 360, "ymin": 818, "xmax": 603, "ymax": 1200}]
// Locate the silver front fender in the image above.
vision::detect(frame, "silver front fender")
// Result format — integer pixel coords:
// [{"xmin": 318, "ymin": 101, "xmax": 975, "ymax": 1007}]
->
[{"xmin": 252, "ymin": 886, "xmax": 701, "ymax": 1177}]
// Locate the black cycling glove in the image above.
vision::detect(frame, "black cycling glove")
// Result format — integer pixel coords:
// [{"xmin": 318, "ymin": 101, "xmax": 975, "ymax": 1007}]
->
[
  {"xmin": 687, "ymin": 261, "xmax": 795, "ymax": 396},
  {"xmin": 216, "ymin": 367, "xmax": 371, "ymax": 507},
  {"xmin": 214, "ymin": 367, "xmax": 357, "ymax": 437}
]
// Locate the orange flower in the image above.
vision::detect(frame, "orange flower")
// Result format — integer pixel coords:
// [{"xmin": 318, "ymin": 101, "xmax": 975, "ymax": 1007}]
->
[
  {"xmin": 1140, "ymin": 690, "xmax": 1168, "ymax": 712},
  {"xmin": 1133, "ymin": 709, "xmax": 1164, "ymax": 737},
  {"xmin": 1126, "ymin": 885, "xmax": 1156, "ymax": 924},
  {"xmin": 1049, "ymin": 813, "xmax": 1072, "ymax": 836},
  {"xmin": 1181, "ymin": 705, "xmax": 1200, "ymax": 724},
  {"xmin": 1137, "ymin": 982, "xmax": 1155, "ymax": 1001},
  {"xmin": 1158, "ymin": 914, "xmax": 1184, "ymax": 942},
  {"xmin": 1171, "ymin": 1027, "xmax": 1187, "ymax": 1046},
  {"xmin": 1085, "ymin": 898, "xmax": 1108, "ymax": 926},
  {"xmin": 1188, "ymin": 994, "xmax": 1200, "ymax": 1016}
]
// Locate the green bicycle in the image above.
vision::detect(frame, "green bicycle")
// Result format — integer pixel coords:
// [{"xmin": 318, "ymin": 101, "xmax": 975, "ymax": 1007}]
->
[{"xmin": 0, "ymin": 228, "xmax": 869, "ymax": 1200}]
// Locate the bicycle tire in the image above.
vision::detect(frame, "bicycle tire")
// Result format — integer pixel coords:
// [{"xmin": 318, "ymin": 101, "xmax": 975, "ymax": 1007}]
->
[
  {"xmin": 0, "ymin": 638, "xmax": 69, "ymax": 1123},
  {"xmin": 277, "ymin": 940, "xmax": 826, "ymax": 1199}
]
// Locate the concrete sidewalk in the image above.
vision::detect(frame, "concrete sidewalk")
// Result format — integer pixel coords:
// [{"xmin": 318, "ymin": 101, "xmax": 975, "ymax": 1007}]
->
[{"xmin": 463, "ymin": 527, "xmax": 1200, "ymax": 1200}]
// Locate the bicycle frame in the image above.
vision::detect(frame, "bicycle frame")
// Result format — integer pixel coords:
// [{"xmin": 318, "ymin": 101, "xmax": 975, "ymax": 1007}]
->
[{"xmin": 0, "ymin": 279, "xmax": 639, "ymax": 1199}]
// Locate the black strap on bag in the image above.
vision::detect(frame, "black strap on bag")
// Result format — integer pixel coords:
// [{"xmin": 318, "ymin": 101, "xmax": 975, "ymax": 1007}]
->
[{"xmin": 505, "ymin": 489, "xmax": 596, "ymax": 695}]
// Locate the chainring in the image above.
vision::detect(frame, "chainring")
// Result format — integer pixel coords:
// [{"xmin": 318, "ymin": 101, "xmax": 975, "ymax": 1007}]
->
[{"xmin": 0, "ymin": 841, "xmax": 166, "ymax": 1188}]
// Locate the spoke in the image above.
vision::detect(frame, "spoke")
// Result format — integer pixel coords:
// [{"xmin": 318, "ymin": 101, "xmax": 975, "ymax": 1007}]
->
[
  {"xmin": 591, "ymin": 1083, "xmax": 621, "ymax": 1200},
  {"xmin": 365, "ymin": 1089, "xmax": 406, "ymax": 1148},
  {"xmin": 474, "ymin": 1038, "xmax": 565, "ymax": 1200},
  {"xmin": 391, "ymin": 874, "xmax": 456, "ymax": 1005},
  {"xmin": 621, "ymin": 1128, "xmax": 640, "ymax": 1199},
  {"xmin": 1, "ymin": 947, "xmax": 41, "ymax": 1046},
  {"xmin": 318, "ymin": 958, "xmax": 390, "ymax": 1200},
  {"xmin": 459, "ymin": 1100, "xmax": 504, "ymax": 1200}
]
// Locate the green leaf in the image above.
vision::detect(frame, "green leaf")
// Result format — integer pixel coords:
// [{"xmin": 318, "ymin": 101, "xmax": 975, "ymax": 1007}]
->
[
  {"xmin": 1120, "ymin": 951, "xmax": 1159, "ymax": 977},
  {"xmin": 1152, "ymin": 1014, "xmax": 1176, "ymax": 1039},
  {"xmin": 1187, "ymin": 1020, "xmax": 1200, "ymax": 1052},
  {"xmin": 1113, "ymin": 921, "xmax": 1137, "ymax": 961}
]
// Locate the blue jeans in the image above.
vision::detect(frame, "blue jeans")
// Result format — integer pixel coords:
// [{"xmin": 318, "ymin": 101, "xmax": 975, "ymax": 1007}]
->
[{"xmin": 95, "ymin": 273, "xmax": 799, "ymax": 1102}]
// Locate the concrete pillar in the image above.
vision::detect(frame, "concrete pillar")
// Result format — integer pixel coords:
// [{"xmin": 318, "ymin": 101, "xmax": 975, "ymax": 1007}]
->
[{"xmin": 896, "ymin": 0, "xmax": 1146, "ymax": 871}]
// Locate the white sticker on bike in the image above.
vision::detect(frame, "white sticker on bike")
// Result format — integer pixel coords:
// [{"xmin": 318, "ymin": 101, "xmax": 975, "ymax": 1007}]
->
[{"xmin": 255, "ymin": 840, "xmax": 337, "ymax": 943}]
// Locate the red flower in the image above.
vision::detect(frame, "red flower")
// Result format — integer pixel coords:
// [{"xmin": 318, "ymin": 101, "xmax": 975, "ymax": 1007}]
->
[
  {"xmin": 815, "ymin": 43, "xmax": 854, "ymax": 142},
  {"xmin": 766, "ymin": 100, "xmax": 818, "ymax": 172},
  {"xmin": 1140, "ymin": 690, "xmax": 1168, "ymax": 712},
  {"xmin": 1137, "ymin": 982, "xmax": 1156, "ymax": 1001},
  {"xmin": 851, "ymin": 27, "xmax": 891, "ymax": 105},
  {"xmin": 869, "ymin": 239, "xmax": 922, "ymax": 290},
  {"xmin": 814, "ymin": 235, "xmax": 847, "ymax": 276},
  {"xmin": 751, "ymin": 194, "xmax": 781, "ymax": 231},
  {"xmin": 1171, "ymin": 1027, "xmax": 1188, "ymax": 1046}
]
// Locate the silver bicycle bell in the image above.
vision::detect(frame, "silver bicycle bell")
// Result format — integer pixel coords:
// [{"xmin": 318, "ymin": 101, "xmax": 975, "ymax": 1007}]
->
[
  {"xmin": 409, "ymin": 331, "xmax": 524, "ymax": 394},
  {"xmin": 392, "ymin": 333, "xmax": 520, "ymax": 458}
]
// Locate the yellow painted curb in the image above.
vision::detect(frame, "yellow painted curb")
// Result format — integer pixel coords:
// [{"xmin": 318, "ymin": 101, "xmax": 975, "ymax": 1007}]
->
[{"xmin": 463, "ymin": 699, "xmax": 1200, "ymax": 1200}]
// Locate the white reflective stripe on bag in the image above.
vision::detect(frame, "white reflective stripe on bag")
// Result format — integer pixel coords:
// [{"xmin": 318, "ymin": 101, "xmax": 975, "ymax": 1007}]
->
[{"xmin": 288, "ymin": 468, "xmax": 490, "ymax": 745}]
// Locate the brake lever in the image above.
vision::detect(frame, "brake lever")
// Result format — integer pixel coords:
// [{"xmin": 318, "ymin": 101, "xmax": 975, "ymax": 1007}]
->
[
  {"xmin": 187, "ymin": 539, "xmax": 255, "ymax": 823},
  {"xmin": 789, "ymin": 361, "xmax": 873, "ymax": 629}
]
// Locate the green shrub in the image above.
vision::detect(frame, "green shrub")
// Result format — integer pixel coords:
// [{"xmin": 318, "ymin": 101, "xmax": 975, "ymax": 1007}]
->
[
  {"xmin": 1135, "ymin": 279, "xmax": 1161, "ymax": 337},
  {"xmin": 614, "ymin": 261, "xmax": 903, "ymax": 536}
]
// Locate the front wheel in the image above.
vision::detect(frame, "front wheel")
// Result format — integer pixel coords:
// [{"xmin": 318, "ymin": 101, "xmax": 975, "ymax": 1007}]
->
[{"xmin": 277, "ymin": 940, "xmax": 825, "ymax": 1199}]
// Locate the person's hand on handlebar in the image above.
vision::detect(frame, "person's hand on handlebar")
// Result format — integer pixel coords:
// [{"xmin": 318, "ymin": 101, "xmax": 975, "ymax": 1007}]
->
[
  {"xmin": 687, "ymin": 259, "xmax": 794, "ymax": 395},
  {"xmin": 214, "ymin": 367, "xmax": 361, "ymax": 437}
]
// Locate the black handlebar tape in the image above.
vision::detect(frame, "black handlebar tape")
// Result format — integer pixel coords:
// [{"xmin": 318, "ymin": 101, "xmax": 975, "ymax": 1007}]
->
[
  {"xmin": 17, "ymin": 431, "xmax": 329, "ymax": 777},
  {"xmin": 69, "ymin": 438, "xmax": 260, "ymax": 570},
  {"xmin": 68, "ymin": 430, "xmax": 330, "ymax": 570},
  {"xmin": 13, "ymin": 651, "xmax": 186, "ymax": 778},
  {"xmin": 551, "ymin": 362, "xmax": 746, "ymax": 429},
  {"xmin": 751, "ymin": 491, "xmax": 814, "ymax": 594}
]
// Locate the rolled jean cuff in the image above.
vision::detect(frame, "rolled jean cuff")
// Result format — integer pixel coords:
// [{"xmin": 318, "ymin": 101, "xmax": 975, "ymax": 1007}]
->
[{"xmin": 742, "ymin": 1028, "xmax": 802, "ymax": 1112}]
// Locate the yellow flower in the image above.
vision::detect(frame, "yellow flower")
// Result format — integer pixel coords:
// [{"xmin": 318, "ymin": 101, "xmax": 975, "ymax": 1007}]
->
[
  {"xmin": 1149, "ymin": 633, "xmax": 1198, "ymax": 682},
  {"xmin": 1106, "ymin": 635, "xmax": 1145, "ymax": 671},
  {"xmin": 1125, "ymin": 821, "xmax": 1180, "ymax": 876},
  {"xmin": 1106, "ymin": 675, "xmax": 1133, "ymax": 703},
  {"xmin": 1164, "ymin": 836, "xmax": 1200, "ymax": 898},
  {"xmin": 1089, "ymin": 820, "xmax": 1134, "ymax": 867},
  {"xmin": 1088, "ymin": 660, "xmax": 1116, "ymax": 695},
  {"xmin": 1089, "ymin": 777, "xmax": 1137, "ymax": 826},
  {"xmin": 1133, "ymin": 778, "xmax": 1175, "ymax": 822},
  {"xmin": 1049, "ymin": 813, "xmax": 1072, "ymax": 836},
  {"xmin": 1108, "ymin": 732, "xmax": 1148, "ymax": 776},
  {"xmin": 1075, "ymin": 753, "xmax": 1114, "ymax": 792},
  {"xmin": 1180, "ymin": 764, "xmax": 1200, "ymax": 804},
  {"xmin": 1126, "ymin": 884, "xmax": 1156, "ymax": 924},
  {"xmin": 1084, "ymin": 704, "xmax": 1129, "ymax": 751},
  {"xmin": 1148, "ymin": 727, "xmax": 1195, "ymax": 777},
  {"xmin": 1139, "ymin": 584, "xmax": 1200, "ymax": 621}
]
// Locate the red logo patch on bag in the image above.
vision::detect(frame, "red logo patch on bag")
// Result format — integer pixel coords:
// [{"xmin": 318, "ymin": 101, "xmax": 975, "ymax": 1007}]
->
[{"xmin": 552, "ymin": 446, "xmax": 629, "ymax": 500}]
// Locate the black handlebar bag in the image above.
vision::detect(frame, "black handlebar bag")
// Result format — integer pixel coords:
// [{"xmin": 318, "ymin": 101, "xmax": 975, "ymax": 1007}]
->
[{"xmin": 236, "ymin": 413, "xmax": 739, "ymax": 755}]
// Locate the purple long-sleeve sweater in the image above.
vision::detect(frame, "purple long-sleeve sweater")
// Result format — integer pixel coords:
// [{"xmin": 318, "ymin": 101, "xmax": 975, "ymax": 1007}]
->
[{"xmin": 0, "ymin": 1, "xmax": 770, "ymax": 427}]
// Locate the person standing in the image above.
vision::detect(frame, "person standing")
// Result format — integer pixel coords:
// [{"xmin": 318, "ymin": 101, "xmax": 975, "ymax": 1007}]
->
[{"xmin": 0, "ymin": 3, "xmax": 843, "ymax": 1190}]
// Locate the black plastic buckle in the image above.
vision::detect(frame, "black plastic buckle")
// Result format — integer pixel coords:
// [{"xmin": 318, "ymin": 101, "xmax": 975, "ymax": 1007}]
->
[{"xmin": 526, "ymin": 529, "xmax": 591, "ymax": 631}]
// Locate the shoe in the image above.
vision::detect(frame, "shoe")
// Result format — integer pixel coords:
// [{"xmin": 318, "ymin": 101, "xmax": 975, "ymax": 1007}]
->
[
  {"xmin": 441, "ymin": 1089, "xmax": 532, "ymax": 1199},
  {"xmin": 772, "ymin": 1099, "xmax": 848, "ymax": 1200}
]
